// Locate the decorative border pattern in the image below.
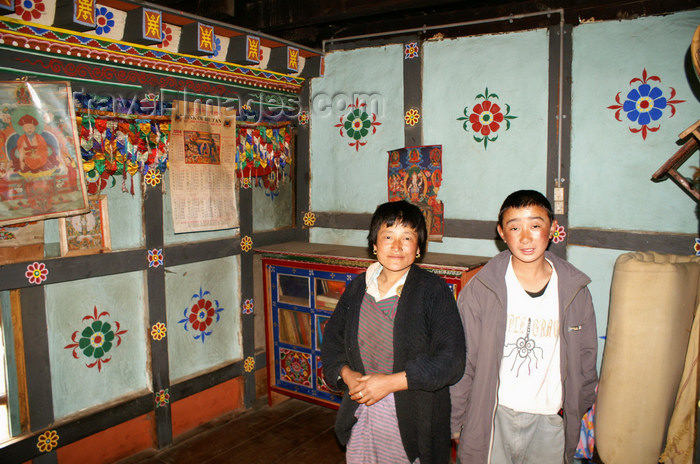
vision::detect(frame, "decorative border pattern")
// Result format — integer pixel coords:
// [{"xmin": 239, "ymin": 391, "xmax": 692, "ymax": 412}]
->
[{"xmin": 0, "ymin": 18, "xmax": 304, "ymax": 94}]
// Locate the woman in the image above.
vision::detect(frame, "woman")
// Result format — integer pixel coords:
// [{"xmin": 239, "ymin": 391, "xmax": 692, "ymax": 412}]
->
[{"xmin": 321, "ymin": 200, "xmax": 466, "ymax": 464}]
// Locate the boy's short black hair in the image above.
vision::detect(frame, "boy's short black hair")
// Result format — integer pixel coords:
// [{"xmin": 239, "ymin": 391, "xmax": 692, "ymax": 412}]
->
[
  {"xmin": 367, "ymin": 200, "xmax": 427, "ymax": 255},
  {"xmin": 498, "ymin": 190, "xmax": 554, "ymax": 226}
]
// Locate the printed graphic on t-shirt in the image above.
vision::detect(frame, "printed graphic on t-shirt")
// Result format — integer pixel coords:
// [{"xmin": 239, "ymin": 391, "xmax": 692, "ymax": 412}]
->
[
  {"xmin": 503, "ymin": 316, "xmax": 558, "ymax": 376},
  {"xmin": 499, "ymin": 258, "xmax": 562, "ymax": 414}
]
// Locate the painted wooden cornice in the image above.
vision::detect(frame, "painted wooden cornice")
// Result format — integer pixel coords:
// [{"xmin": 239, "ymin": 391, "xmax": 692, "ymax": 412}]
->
[{"xmin": 0, "ymin": 17, "xmax": 306, "ymax": 94}]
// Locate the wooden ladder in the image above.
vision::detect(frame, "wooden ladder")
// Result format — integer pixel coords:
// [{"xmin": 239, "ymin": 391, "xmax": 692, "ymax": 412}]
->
[{"xmin": 652, "ymin": 119, "xmax": 700, "ymax": 202}]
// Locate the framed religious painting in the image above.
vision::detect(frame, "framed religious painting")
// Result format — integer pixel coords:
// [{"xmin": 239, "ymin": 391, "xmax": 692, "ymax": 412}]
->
[
  {"xmin": 387, "ymin": 145, "xmax": 444, "ymax": 241},
  {"xmin": 58, "ymin": 196, "xmax": 111, "ymax": 256},
  {"xmin": 0, "ymin": 220, "xmax": 45, "ymax": 264},
  {"xmin": 0, "ymin": 80, "xmax": 89, "ymax": 227}
]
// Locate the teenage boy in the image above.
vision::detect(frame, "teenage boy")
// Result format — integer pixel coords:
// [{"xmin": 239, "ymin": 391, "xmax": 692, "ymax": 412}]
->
[{"xmin": 451, "ymin": 190, "xmax": 598, "ymax": 464}]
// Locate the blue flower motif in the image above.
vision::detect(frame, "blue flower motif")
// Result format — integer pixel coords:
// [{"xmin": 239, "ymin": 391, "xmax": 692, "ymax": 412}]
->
[
  {"xmin": 95, "ymin": 7, "xmax": 115, "ymax": 35},
  {"xmin": 622, "ymin": 84, "xmax": 667, "ymax": 126},
  {"xmin": 209, "ymin": 36, "xmax": 222, "ymax": 57}
]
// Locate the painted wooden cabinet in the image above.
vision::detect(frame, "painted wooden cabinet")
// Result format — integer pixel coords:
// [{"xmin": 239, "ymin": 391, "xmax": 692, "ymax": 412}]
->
[{"xmin": 256, "ymin": 242, "xmax": 488, "ymax": 409}]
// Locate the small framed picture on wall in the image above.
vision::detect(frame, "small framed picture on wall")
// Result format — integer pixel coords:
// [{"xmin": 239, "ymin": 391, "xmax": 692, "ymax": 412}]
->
[{"xmin": 59, "ymin": 196, "xmax": 111, "ymax": 256}]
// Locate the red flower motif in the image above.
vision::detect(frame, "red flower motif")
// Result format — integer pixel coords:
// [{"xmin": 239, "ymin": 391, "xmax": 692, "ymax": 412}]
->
[
  {"xmin": 157, "ymin": 25, "xmax": 173, "ymax": 49},
  {"xmin": 26, "ymin": 261, "xmax": 48, "ymax": 284},
  {"xmin": 188, "ymin": 299, "xmax": 215, "ymax": 332},
  {"xmin": 551, "ymin": 225, "xmax": 567, "ymax": 244},
  {"xmin": 18, "ymin": 0, "xmax": 45, "ymax": 21},
  {"xmin": 469, "ymin": 100, "xmax": 504, "ymax": 136}
]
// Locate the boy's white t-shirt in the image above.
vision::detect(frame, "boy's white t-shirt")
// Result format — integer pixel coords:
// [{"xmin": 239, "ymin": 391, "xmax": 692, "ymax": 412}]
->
[{"xmin": 497, "ymin": 257, "xmax": 562, "ymax": 415}]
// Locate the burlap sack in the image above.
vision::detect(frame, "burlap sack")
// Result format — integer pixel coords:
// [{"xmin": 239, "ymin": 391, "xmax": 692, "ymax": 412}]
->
[{"xmin": 596, "ymin": 252, "xmax": 700, "ymax": 464}]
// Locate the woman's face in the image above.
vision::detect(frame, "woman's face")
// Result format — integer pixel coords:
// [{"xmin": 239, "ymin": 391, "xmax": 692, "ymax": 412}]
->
[{"xmin": 373, "ymin": 221, "xmax": 419, "ymax": 277}]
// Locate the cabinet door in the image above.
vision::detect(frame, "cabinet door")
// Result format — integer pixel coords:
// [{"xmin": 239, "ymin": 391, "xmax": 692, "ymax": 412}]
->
[
  {"xmin": 270, "ymin": 266, "xmax": 313, "ymax": 396},
  {"xmin": 266, "ymin": 262, "xmax": 362, "ymax": 408}
]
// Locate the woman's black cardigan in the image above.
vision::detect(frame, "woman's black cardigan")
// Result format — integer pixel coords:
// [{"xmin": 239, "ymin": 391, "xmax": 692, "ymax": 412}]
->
[{"xmin": 321, "ymin": 264, "xmax": 466, "ymax": 464}]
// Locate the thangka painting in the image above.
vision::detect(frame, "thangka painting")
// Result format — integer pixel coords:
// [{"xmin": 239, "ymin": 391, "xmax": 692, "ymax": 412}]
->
[
  {"xmin": 387, "ymin": 145, "xmax": 444, "ymax": 241},
  {"xmin": 58, "ymin": 196, "xmax": 111, "ymax": 257},
  {"xmin": 0, "ymin": 81, "xmax": 88, "ymax": 226}
]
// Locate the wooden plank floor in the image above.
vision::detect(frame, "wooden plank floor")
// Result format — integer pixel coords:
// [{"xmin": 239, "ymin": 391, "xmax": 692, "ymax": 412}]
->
[
  {"xmin": 115, "ymin": 398, "xmax": 605, "ymax": 464},
  {"xmin": 117, "ymin": 399, "xmax": 345, "ymax": 464}
]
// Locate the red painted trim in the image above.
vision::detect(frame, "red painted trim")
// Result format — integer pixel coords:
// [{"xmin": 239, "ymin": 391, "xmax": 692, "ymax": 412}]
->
[
  {"xmin": 56, "ymin": 412, "xmax": 155, "ymax": 464},
  {"xmin": 171, "ymin": 377, "xmax": 243, "ymax": 438},
  {"xmin": 269, "ymin": 385, "xmax": 339, "ymax": 411}
]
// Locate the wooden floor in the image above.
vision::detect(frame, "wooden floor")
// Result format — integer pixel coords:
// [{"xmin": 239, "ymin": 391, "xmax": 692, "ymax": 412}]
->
[
  {"xmin": 116, "ymin": 398, "xmax": 604, "ymax": 464},
  {"xmin": 117, "ymin": 399, "xmax": 345, "ymax": 464}
]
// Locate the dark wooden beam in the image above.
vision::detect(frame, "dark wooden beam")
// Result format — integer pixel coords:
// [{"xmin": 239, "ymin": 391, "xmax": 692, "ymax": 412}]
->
[
  {"xmin": 234, "ymin": 0, "xmax": 467, "ymax": 32},
  {"xmin": 229, "ymin": 0, "xmax": 698, "ymax": 48},
  {"xmin": 568, "ymin": 228, "xmax": 696, "ymax": 255}
]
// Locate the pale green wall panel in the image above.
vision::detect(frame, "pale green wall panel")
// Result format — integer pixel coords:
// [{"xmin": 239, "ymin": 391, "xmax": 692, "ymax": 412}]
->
[
  {"xmin": 46, "ymin": 271, "xmax": 149, "ymax": 420},
  {"xmin": 43, "ymin": 218, "xmax": 60, "ymax": 257},
  {"xmin": 309, "ymin": 228, "xmax": 368, "ymax": 248},
  {"xmin": 165, "ymin": 255, "xmax": 242, "ymax": 382},
  {"xmin": 424, "ymin": 236, "xmax": 503, "ymax": 258},
  {"xmin": 567, "ymin": 245, "xmax": 630, "ymax": 372},
  {"xmin": 310, "ymin": 45, "xmax": 405, "ymax": 213},
  {"xmin": 43, "ymin": 181, "xmax": 144, "ymax": 256},
  {"xmin": 253, "ymin": 174, "xmax": 294, "ymax": 232},
  {"xmin": 423, "ymin": 29, "xmax": 550, "ymax": 221},
  {"xmin": 570, "ymin": 10, "xmax": 700, "ymax": 233},
  {"xmin": 103, "ymin": 179, "xmax": 145, "ymax": 250}
]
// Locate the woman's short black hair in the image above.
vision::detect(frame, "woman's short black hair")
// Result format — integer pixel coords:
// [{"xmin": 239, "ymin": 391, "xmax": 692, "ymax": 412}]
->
[
  {"xmin": 498, "ymin": 189, "xmax": 554, "ymax": 226},
  {"xmin": 367, "ymin": 200, "xmax": 428, "ymax": 255}
]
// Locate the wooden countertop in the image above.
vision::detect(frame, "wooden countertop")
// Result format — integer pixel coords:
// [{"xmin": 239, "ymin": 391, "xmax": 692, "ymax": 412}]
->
[{"xmin": 255, "ymin": 241, "xmax": 490, "ymax": 271}]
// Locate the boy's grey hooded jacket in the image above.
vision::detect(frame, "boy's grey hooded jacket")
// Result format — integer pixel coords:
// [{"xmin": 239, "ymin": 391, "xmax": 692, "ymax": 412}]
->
[{"xmin": 450, "ymin": 250, "xmax": 598, "ymax": 464}]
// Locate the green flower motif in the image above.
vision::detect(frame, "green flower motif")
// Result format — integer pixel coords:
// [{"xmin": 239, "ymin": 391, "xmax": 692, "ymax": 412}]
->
[
  {"xmin": 65, "ymin": 306, "xmax": 128, "ymax": 372},
  {"xmin": 334, "ymin": 98, "xmax": 382, "ymax": 151},
  {"xmin": 78, "ymin": 321, "xmax": 115, "ymax": 358},
  {"xmin": 344, "ymin": 109, "xmax": 371, "ymax": 140}
]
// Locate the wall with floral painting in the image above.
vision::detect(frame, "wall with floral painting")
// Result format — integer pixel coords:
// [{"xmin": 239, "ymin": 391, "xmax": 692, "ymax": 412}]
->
[
  {"xmin": 310, "ymin": 45, "xmax": 405, "ymax": 213},
  {"xmin": 307, "ymin": 8, "xmax": 700, "ymax": 373},
  {"xmin": 0, "ymin": 0, "xmax": 318, "ymax": 461}
]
